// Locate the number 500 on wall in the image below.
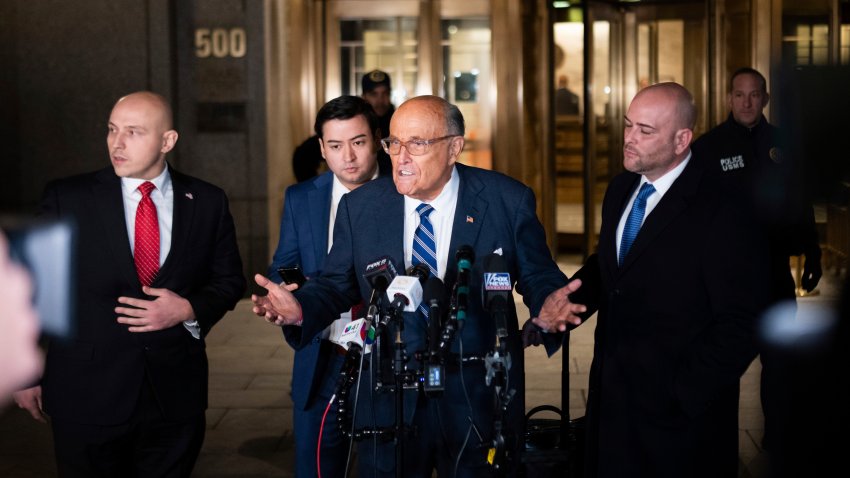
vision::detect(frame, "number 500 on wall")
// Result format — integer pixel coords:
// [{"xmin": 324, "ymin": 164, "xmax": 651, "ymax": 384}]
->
[{"xmin": 195, "ymin": 28, "xmax": 247, "ymax": 58}]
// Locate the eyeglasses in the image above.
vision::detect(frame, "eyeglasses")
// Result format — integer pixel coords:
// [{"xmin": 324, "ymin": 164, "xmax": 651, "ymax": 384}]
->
[{"xmin": 380, "ymin": 135, "xmax": 458, "ymax": 156}]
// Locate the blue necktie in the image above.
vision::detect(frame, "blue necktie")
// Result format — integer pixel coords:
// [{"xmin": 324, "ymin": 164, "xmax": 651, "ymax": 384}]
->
[
  {"xmin": 413, "ymin": 203, "xmax": 437, "ymax": 318},
  {"xmin": 619, "ymin": 183, "xmax": 655, "ymax": 267}
]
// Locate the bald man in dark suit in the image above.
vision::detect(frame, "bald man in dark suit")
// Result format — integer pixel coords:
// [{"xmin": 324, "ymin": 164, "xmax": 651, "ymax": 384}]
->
[
  {"xmin": 14, "ymin": 91, "xmax": 246, "ymax": 477},
  {"xmin": 534, "ymin": 83, "xmax": 770, "ymax": 478}
]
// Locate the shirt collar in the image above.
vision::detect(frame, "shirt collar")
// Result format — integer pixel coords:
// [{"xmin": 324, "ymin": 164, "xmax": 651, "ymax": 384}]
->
[
  {"xmin": 331, "ymin": 166, "xmax": 380, "ymax": 195},
  {"xmin": 121, "ymin": 164, "xmax": 171, "ymax": 197},
  {"xmin": 404, "ymin": 165, "xmax": 459, "ymax": 216},
  {"xmin": 641, "ymin": 152, "xmax": 690, "ymax": 196}
]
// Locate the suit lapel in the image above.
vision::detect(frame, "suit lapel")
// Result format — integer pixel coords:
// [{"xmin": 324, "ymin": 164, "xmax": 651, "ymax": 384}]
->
[
  {"xmin": 308, "ymin": 173, "xmax": 333, "ymax": 264},
  {"xmin": 619, "ymin": 161, "xmax": 701, "ymax": 272},
  {"xmin": 601, "ymin": 174, "xmax": 638, "ymax": 279},
  {"xmin": 92, "ymin": 168, "xmax": 140, "ymax": 287},
  {"xmin": 158, "ymin": 167, "xmax": 195, "ymax": 284},
  {"xmin": 447, "ymin": 165, "xmax": 486, "ymax": 276},
  {"xmin": 379, "ymin": 181, "xmax": 406, "ymax": 270}
]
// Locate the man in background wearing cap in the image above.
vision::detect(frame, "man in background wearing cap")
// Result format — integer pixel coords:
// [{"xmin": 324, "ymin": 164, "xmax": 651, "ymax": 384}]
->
[
  {"xmin": 362, "ymin": 69, "xmax": 395, "ymax": 137},
  {"xmin": 362, "ymin": 69, "xmax": 395, "ymax": 174}
]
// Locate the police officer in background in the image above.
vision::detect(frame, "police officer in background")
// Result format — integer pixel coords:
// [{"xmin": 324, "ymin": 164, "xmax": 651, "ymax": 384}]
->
[
  {"xmin": 361, "ymin": 69, "xmax": 395, "ymax": 137},
  {"xmin": 362, "ymin": 69, "xmax": 395, "ymax": 174},
  {"xmin": 691, "ymin": 67, "xmax": 822, "ymax": 473}
]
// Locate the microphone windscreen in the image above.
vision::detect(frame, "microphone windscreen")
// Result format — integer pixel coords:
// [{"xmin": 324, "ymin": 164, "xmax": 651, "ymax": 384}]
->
[
  {"xmin": 405, "ymin": 263, "xmax": 431, "ymax": 283},
  {"xmin": 363, "ymin": 255, "xmax": 398, "ymax": 290},
  {"xmin": 424, "ymin": 276, "xmax": 447, "ymax": 307},
  {"xmin": 456, "ymin": 244, "xmax": 475, "ymax": 267}
]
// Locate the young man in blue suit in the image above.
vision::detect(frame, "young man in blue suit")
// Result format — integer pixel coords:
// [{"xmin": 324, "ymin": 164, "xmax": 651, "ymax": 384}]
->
[
  {"xmin": 253, "ymin": 95, "xmax": 582, "ymax": 477},
  {"xmin": 266, "ymin": 95, "xmax": 385, "ymax": 477},
  {"xmin": 533, "ymin": 83, "xmax": 770, "ymax": 478},
  {"xmin": 13, "ymin": 91, "xmax": 246, "ymax": 477}
]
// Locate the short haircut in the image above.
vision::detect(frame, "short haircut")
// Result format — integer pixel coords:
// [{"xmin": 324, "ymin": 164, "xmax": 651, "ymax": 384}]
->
[
  {"xmin": 314, "ymin": 95, "xmax": 380, "ymax": 138},
  {"xmin": 729, "ymin": 67, "xmax": 768, "ymax": 94},
  {"xmin": 445, "ymin": 101, "xmax": 466, "ymax": 137}
]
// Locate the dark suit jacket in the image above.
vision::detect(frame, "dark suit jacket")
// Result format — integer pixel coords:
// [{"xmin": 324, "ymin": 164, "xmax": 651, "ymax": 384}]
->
[
  {"xmin": 39, "ymin": 165, "xmax": 246, "ymax": 426},
  {"xmin": 570, "ymin": 159, "xmax": 770, "ymax": 478},
  {"xmin": 271, "ymin": 162, "xmax": 390, "ymax": 410},
  {"xmin": 268, "ymin": 171, "xmax": 334, "ymax": 411},
  {"xmin": 290, "ymin": 163, "xmax": 568, "ymax": 470},
  {"xmin": 691, "ymin": 113, "xmax": 820, "ymax": 302}
]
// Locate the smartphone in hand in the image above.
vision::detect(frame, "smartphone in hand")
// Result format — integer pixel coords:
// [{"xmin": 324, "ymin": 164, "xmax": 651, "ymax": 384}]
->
[{"xmin": 277, "ymin": 265, "xmax": 307, "ymax": 287}]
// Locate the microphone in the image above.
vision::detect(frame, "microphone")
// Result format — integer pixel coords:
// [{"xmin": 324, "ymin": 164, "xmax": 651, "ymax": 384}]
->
[
  {"xmin": 386, "ymin": 271, "xmax": 428, "ymax": 314},
  {"xmin": 331, "ymin": 317, "xmax": 373, "ymax": 351},
  {"xmin": 334, "ymin": 318, "xmax": 370, "ymax": 396},
  {"xmin": 334, "ymin": 258, "xmax": 397, "ymax": 397},
  {"xmin": 452, "ymin": 245, "xmax": 475, "ymax": 327},
  {"xmin": 482, "ymin": 253, "xmax": 512, "ymax": 340},
  {"xmin": 424, "ymin": 277, "xmax": 447, "ymax": 352},
  {"xmin": 480, "ymin": 253, "xmax": 514, "ymax": 389},
  {"xmin": 437, "ymin": 246, "xmax": 475, "ymax": 358},
  {"xmin": 423, "ymin": 276, "xmax": 447, "ymax": 395},
  {"xmin": 406, "ymin": 263, "xmax": 431, "ymax": 283},
  {"xmin": 363, "ymin": 256, "xmax": 398, "ymax": 320}
]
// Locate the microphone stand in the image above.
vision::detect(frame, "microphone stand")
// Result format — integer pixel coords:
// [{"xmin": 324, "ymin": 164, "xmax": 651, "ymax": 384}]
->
[
  {"xmin": 374, "ymin": 301, "xmax": 415, "ymax": 478},
  {"xmin": 485, "ymin": 335, "xmax": 514, "ymax": 475},
  {"xmin": 391, "ymin": 306, "xmax": 407, "ymax": 478}
]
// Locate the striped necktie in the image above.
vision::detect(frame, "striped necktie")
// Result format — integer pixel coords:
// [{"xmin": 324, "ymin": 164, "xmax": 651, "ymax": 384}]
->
[
  {"xmin": 412, "ymin": 203, "xmax": 437, "ymax": 318},
  {"xmin": 618, "ymin": 182, "xmax": 655, "ymax": 267}
]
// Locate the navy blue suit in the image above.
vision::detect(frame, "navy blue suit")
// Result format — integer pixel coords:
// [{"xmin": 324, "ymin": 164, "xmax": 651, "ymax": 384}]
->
[
  {"xmin": 289, "ymin": 164, "xmax": 568, "ymax": 477},
  {"xmin": 268, "ymin": 171, "xmax": 349, "ymax": 478}
]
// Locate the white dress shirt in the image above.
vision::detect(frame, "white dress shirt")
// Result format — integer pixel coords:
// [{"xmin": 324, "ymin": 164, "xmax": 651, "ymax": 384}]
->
[
  {"xmin": 403, "ymin": 166, "xmax": 460, "ymax": 280},
  {"xmin": 616, "ymin": 154, "xmax": 691, "ymax": 256},
  {"xmin": 121, "ymin": 165, "xmax": 199, "ymax": 338}
]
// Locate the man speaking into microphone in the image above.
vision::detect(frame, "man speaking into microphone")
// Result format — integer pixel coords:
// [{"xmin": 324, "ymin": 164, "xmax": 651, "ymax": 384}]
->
[{"xmin": 252, "ymin": 95, "xmax": 583, "ymax": 477}]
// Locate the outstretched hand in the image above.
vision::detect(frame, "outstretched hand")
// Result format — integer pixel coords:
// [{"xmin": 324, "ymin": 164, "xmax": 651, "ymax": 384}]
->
[
  {"xmin": 531, "ymin": 279, "xmax": 586, "ymax": 333},
  {"xmin": 251, "ymin": 274, "xmax": 303, "ymax": 326}
]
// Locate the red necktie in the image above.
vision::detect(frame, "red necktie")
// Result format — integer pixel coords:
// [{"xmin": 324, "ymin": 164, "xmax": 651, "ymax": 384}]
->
[{"xmin": 134, "ymin": 181, "xmax": 160, "ymax": 286}]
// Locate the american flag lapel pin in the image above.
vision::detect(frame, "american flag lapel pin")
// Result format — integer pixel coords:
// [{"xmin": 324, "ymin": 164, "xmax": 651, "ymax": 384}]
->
[
  {"xmin": 185, "ymin": 192, "xmax": 194, "ymax": 200},
  {"xmin": 466, "ymin": 215, "xmax": 474, "ymax": 223}
]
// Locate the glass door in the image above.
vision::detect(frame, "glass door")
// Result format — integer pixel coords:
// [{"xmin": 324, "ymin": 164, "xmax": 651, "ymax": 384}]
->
[
  {"xmin": 553, "ymin": 1, "xmax": 622, "ymax": 256},
  {"xmin": 553, "ymin": 0, "xmax": 708, "ymax": 256},
  {"xmin": 325, "ymin": 0, "xmax": 491, "ymax": 168}
]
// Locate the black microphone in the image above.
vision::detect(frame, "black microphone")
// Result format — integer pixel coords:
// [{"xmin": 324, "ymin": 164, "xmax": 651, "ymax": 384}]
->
[
  {"xmin": 438, "ymin": 246, "xmax": 475, "ymax": 358},
  {"xmin": 482, "ymin": 253, "xmax": 512, "ymax": 340},
  {"xmin": 424, "ymin": 277, "xmax": 447, "ymax": 356},
  {"xmin": 335, "ymin": 339, "xmax": 363, "ymax": 396},
  {"xmin": 480, "ymin": 253, "xmax": 514, "ymax": 389},
  {"xmin": 335, "ymin": 257, "xmax": 398, "ymax": 397},
  {"xmin": 363, "ymin": 256, "xmax": 398, "ymax": 321},
  {"xmin": 452, "ymin": 245, "xmax": 475, "ymax": 327},
  {"xmin": 423, "ymin": 276, "xmax": 447, "ymax": 395},
  {"xmin": 406, "ymin": 263, "xmax": 430, "ymax": 283}
]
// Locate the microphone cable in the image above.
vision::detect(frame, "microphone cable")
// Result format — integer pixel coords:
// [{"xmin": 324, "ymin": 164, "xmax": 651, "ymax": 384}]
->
[
  {"xmin": 345, "ymin": 340, "xmax": 369, "ymax": 478},
  {"xmin": 317, "ymin": 394, "xmax": 336, "ymax": 478},
  {"xmin": 368, "ymin": 335, "xmax": 379, "ymax": 478}
]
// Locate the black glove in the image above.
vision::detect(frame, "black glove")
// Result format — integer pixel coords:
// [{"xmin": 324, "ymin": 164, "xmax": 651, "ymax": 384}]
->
[{"xmin": 801, "ymin": 249, "xmax": 823, "ymax": 292}]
